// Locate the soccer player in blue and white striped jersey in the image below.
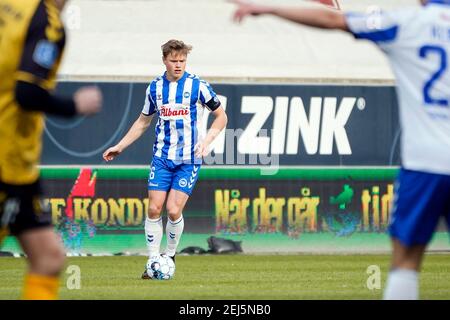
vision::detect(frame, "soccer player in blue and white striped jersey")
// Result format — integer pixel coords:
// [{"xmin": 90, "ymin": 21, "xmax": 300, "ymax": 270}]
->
[
  {"xmin": 232, "ymin": 0, "xmax": 450, "ymax": 299},
  {"xmin": 103, "ymin": 40, "xmax": 227, "ymax": 278}
]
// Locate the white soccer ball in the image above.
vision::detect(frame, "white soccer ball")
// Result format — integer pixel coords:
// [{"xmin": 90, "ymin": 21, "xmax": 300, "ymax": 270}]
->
[{"xmin": 146, "ymin": 254, "xmax": 175, "ymax": 280}]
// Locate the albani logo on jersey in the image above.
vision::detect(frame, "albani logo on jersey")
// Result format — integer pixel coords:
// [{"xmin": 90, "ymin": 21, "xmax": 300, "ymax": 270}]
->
[{"xmin": 159, "ymin": 105, "xmax": 190, "ymax": 118}]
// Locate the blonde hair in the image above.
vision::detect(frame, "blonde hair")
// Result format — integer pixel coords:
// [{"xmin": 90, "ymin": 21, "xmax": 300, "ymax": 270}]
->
[{"xmin": 161, "ymin": 39, "xmax": 193, "ymax": 58}]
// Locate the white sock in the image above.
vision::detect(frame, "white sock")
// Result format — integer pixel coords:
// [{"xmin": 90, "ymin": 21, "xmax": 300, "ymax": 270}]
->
[
  {"xmin": 165, "ymin": 215, "xmax": 184, "ymax": 257},
  {"xmin": 383, "ymin": 269, "xmax": 419, "ymax": 300},
  {"xmin": 145, "ymin": 217, "xmax": 163, "ymax": 257}
]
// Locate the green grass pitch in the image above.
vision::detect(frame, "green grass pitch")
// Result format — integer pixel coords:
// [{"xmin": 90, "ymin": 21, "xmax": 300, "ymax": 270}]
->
[{"xmin": 0, "ymin": 254, "xmax": 449, "ymax": 300}]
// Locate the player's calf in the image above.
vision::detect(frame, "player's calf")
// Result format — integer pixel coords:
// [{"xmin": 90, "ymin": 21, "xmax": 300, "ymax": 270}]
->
[
  {"xmin": 165, "ymin": 214, "xmax": 184, "ymax": 258},
  {"xmin": 19, "ymin": 228, "xmax": 66, "ymax": 276}
]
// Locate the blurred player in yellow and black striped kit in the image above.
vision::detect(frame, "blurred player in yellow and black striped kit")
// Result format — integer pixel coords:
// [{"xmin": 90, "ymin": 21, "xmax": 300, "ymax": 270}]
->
[{"xmin": 0, "ymin": 0, "xmax": 102, "ymax": 299}]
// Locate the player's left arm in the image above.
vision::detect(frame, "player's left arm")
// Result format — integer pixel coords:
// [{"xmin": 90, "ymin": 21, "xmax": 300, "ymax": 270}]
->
[
  {"xmin": 15, "ymin": 1, "xmax": 101, "ymax": 117},
  {"xmin": 196, "ymin": 106, "xmax": 228, "ymax": 158},
  {"xmin": 231, "ymin": 0, "xmax": 349, "ymax": 31},
  {"xmin": 195, "ymin": 82, "xmax": 228, "ymax": 157},
  {"xmin": 203, "ymin": 105, "xmax": 228, "ymax": 147}
]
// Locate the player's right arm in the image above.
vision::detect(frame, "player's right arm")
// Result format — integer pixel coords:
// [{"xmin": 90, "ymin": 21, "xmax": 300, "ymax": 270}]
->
[
  {"xmin": 102, "ymin": 113, "xmax": 154, "ymax": 161},
  {"xmin": 231, "ymin": 0, "xmax": 404, "ymax": 49},
  {"xmin": 14, "ymin": 1, "xmax": 102, "ymax": 117},
  {"xmin": 103, "ymin": 84, "xmax": 156, "ymax": 161},
  {"xmin": 231, "ymin": 0, "xmax": 349, "ymax": 31}
]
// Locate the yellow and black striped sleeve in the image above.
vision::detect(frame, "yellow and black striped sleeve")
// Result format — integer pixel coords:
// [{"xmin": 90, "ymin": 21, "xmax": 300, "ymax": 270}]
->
[
  {"xmin": 15, "ymin": 0, "xmax": 76, "ymax": 117},
  {"xmin": 17, "ymin": 0, "xmax": 65, "ymax": 90}
]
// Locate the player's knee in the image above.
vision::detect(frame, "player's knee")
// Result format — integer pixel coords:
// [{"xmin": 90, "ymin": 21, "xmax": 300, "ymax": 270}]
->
[
  {"xmin": 44, "ymin": 245, "xmax": 65, "ymax": 275},
  {"xmin": 148, "ymin": 203, "xmax": 163, "ymax": 219},
  {"xmin": 30, "ymin": 245, "xmax": 65, "ymax": 276},
  {"xmin": 166, "ymin": 205, "xmax": 182, "ymax": 219}
]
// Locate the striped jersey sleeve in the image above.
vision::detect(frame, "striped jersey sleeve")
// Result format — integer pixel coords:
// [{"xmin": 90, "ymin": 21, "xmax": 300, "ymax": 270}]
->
[
  {"xmin": 198, "ymin": 79, "xmax": 221, "ymax": 111},
  {"xmin": 141, "ymin": 82, "xmax": 157, "ymax": 116},
  {"xmin": 345, "ymin": 10, "xmax": 402, "ymax": 51}
]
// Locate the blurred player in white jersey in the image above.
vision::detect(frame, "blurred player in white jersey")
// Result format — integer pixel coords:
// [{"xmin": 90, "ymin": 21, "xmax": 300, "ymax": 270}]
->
[
  {"xmin": 231, "ymin": 0, "xmax": 450, "ymax": 299},
  {"xmin": 103, "ymin": 40, "xmax": 227, "ymax": 278}
]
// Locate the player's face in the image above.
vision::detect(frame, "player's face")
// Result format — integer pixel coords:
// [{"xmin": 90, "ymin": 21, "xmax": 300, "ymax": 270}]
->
[{"xmin": 163, "ymin": 51, "xmax": 187, "ymax": 81}]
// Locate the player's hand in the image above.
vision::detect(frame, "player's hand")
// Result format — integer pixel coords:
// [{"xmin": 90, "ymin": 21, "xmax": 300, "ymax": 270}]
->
[
  {"xmin": 229, "ymin": 0, "xmax": 273, "ymax": 23},
  {"xmin": 194, "ymin": 142, "xmax": 210, "ymax": 158},
  {"xmin": 74, "ymin": 86, "xmax": 103, "ymax": 115},
  {"xmin": 103, "ymin": 145, "xmax": 122, "ymax": 162}
]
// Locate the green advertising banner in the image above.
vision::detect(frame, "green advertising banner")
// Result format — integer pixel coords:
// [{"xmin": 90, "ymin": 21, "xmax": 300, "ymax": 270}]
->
[{"xmin": 1, "ymin": 167, "xmax": 448, "ymax": 255}]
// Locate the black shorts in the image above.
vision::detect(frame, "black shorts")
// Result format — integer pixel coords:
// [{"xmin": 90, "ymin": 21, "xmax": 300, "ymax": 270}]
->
[{"xmin": 0, "ymin": 180, "xmax": 52, "ymax": 240}]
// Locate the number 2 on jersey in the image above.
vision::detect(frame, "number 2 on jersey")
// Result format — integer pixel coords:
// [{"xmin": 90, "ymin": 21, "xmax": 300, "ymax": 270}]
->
[{"xmin": 419, "ymin": 45, "xmax": 449, "ymax": 107}]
